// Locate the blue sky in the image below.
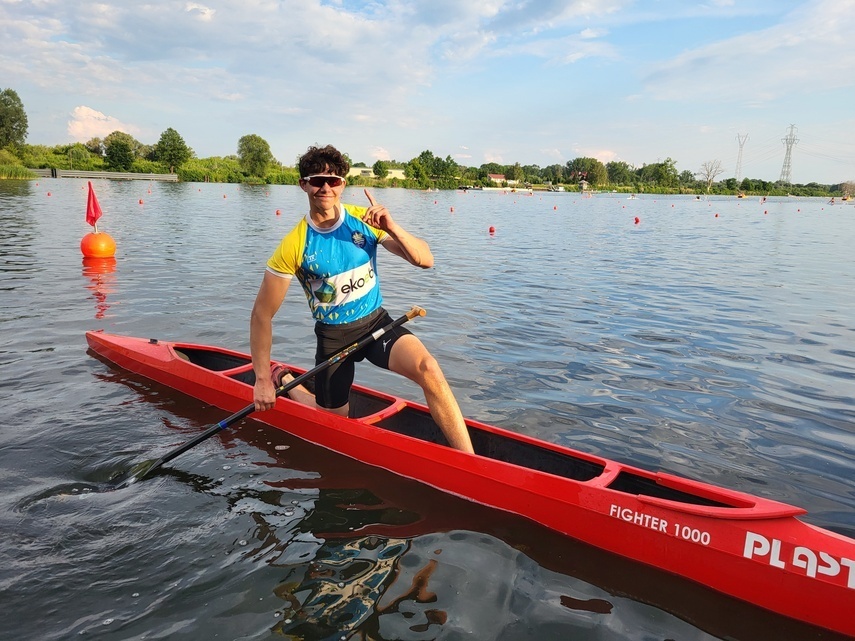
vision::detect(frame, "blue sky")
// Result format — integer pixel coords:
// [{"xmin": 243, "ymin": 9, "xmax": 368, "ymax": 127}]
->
[{"xmin": 2, "ymin": 0, "xmax": 853, "ymax": 183}]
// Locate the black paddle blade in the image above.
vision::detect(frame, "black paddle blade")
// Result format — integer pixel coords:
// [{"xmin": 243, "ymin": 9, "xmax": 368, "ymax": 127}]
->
[{"xmin": 108, "ymin": 459, "xmax": 159, "ymax": 490}]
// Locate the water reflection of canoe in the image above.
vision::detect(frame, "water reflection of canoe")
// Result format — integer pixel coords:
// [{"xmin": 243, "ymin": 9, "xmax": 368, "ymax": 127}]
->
[{"xmin": 85, "ymin": 330, "xmax": 855, "ymax": 638}]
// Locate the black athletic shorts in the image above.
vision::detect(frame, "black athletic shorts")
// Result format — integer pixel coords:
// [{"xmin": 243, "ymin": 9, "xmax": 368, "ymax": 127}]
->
[{"xmin": 313, "ymin": 307, "xmax": 413, "ymax": 409}]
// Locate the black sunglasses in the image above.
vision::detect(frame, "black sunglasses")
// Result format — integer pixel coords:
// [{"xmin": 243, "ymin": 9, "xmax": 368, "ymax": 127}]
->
[{"xmin": 304, "ymin": 174, "xmax": 346, "ymax": 188}]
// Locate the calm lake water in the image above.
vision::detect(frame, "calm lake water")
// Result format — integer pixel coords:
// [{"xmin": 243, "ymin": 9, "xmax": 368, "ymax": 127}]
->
[{"xmin": 1, "ymin": 179, "xmax": 853, "ymax": 640}]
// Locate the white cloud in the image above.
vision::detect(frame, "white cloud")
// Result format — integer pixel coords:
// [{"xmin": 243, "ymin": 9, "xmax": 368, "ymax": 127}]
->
[
  {"xmin": 573, "ymin": 146, "xmax": 619, "ymax": 164},
  {"xmin": 580, "ymin": 28, "xmax": 606, "ymax": 39},
  {"xmin": 370, "ymin": 146, "xmax": 391, "ymax": 161},
  {"xmin": 67, "ymin": 106, "xmax": 140, "ymax": 140},
  {"xmin": 185, "ymin": 2, "xmax": 216, "ymax": 21},
  {"xmin": 643, "ymin": 0, "xmax": 855, "ymax": 103}
]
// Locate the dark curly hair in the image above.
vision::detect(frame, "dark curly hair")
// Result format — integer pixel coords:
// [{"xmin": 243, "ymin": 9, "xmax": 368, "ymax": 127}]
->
[{"xmin": 298, "ymin": 145, "xmax": 350, "ymax": 178}]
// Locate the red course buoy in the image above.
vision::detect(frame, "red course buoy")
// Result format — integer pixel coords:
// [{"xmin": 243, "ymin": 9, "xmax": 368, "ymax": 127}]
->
[
  {"xmin": 80, "ymin": 232, "xmax": 116, "ymax": 258},
  {"xmin": 634, "ymin": 217, "xmax": 640, "ymax": 225},
  {"xmin": 489, "ymin": 226, "xmax": 495, "ymax": 234},
  {"xmin": 275, "ymin": 209, "xmax": 281, "ymax": 216}
]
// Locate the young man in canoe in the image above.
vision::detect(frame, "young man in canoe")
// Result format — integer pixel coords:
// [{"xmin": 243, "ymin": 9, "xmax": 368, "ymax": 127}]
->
[{"xmin": 250, "ymin": 144, "xmax": 474, "ymax": 453}]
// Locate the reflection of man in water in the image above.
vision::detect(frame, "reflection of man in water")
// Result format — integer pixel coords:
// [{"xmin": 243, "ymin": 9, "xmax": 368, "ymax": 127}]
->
[
  {"xmin": 272, "ymin": 536, "xmax": 420, "ymax": 639},
  {"xmin": 270, "ymin": 532, "xmax": 624, "ymax": 640}
]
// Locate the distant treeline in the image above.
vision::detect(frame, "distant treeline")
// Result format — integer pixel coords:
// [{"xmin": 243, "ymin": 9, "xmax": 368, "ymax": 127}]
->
[{"xmin": 1, "ymin": 127, "xmax": 852, "ymax": 197}]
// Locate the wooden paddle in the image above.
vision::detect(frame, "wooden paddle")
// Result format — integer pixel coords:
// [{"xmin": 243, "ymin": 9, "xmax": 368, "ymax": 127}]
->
[{"xmin": 111, "ymin": 306, "xmax": 426, "ymax": 489}]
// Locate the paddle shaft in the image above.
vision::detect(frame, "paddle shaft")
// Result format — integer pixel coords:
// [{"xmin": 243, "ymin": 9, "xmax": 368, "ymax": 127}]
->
[{"xmin": 127, "ymin": 306, "xmax": 426, "ymax": 483}]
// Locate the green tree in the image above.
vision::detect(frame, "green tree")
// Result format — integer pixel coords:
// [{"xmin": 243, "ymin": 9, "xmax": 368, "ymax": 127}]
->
[
  {"xmin": 542, "ymin": 163, "xmax": 564, "ymax": 184},
  {"xmin": 105, "ymin": 136, "xmax": 134, "ymax": 171},
  {"xmin": 638, "ymin": 157, "xmax": 679, "ymax": 188},
  {"xmin": 67, "ymin": 143, "xmax": 90, "ymax": 169},
  {"xmin": 155, "ymin": 127, "xmax": 192, "ymax": 171},
  {"xmin": 404, "ymin": 158, "xmax": 432, "ymax": 188},
  {"xmin": 104, "ymin": 130, "xmax": 144, "ymax": 157},
  {"xmin": 606, "ymin": 161, "xmax": 635, "ymax": 185},
  {"xmin": 679, "ymin": 170, "xmax": 696, "ymax": 186},
  {"xmin": 0, "ymin": 88, "xmax": 28, "ymax": 148},
  {"xmin": 566, "ymin": 157, "xmax": 607, "ymax": 186},
  {"xmin": 372, "ymin": 159, "xmax": 389, "ymax": 179},
  {"xmin": 480, "ymin": 162, "xmax": 504, "ymax": 176},
  {"xmin": 85, "ymin": 137, "xmax": 104, "ymax": 156},
  {"xmin": 104, "ymin": 131, "xmax": 139, "ymax": 170},
  {"xmin": 506, "ymin": 162, "xmax": 524, "ymax": 183},
  {"xmin": 522, "ymin": 164, "xmax": 542, "ymax": 184},
  {"xmin": 237, "ymin": 134, "xmax": 273, "ymax": 178}
]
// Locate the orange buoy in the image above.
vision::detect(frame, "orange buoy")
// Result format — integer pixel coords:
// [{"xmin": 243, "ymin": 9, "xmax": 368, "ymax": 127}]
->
[
  {"xmin": 139, "ymin": 199, "xmax": 144, "ymax": 205},
  {"xmin": 275, "ymin": 209, "xmax": 281, "ymax": 216},
  {"xmin": 450, "ymin": 206, "xmax": 454, "ymax": 212},
  {"xmin": 47, "ymin": 192, "xmax": 51, "ymax": 196},
  {"xmin": 489, "ymin": 226, "xmax": 495, "ymax": 234},
  {"xmin": 634, "ymin": 217, "xmax": 640, "ymax": 225},
  {"xmin": 80, "ymin": 232, "xmax": 116, "ymax": 258}
]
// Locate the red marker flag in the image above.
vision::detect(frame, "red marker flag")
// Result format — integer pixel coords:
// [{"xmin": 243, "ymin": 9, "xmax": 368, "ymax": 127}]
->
[{"xmin": 86, "ymin": 181, "xmax": 103, "ymax": 229}]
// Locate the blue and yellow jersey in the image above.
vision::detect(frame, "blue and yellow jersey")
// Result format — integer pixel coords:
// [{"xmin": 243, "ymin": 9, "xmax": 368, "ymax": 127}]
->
[{"xmin": 266, "ymin": 204, "xmax": 388, "ymax": 324}]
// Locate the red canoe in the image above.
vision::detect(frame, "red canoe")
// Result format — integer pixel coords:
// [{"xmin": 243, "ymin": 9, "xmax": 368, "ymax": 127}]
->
[{"xmin": 85, "ymin": 330, "xmax": 855, "ymax": 637}]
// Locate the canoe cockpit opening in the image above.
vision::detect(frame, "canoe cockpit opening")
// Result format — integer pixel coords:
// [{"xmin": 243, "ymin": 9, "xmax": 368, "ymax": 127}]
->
[
  {"xmin": 375, "ymin": 407, "xmax": 606, "ymax": 483},
  {"xmin": 607, "ymin": 471, "xmax": 731, "ymax": 508},
  {"xmin": 174, "ymin": 347, "xmax": 251, "ymax": 372}
]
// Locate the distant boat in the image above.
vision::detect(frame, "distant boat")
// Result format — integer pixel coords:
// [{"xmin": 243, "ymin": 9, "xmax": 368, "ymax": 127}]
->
[{"xmin": 627, "ymin": 194, "xmax": 639, "ymax": 200}]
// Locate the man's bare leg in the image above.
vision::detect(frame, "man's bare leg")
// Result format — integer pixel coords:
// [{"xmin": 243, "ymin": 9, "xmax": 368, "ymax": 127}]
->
[{"xmin": 388, "ymin": 335, "xmax": 475, "ymax": 454}]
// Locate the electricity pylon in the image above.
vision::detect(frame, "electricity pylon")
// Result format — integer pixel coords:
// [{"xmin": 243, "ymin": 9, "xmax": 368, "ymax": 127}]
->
[
  {"xmin": 779, "ymin": 125, "xmax": 799, "ymax": 184},
  {"xmin": 735, "ymin": 133, "xmax": 748, "ymax": 183}
]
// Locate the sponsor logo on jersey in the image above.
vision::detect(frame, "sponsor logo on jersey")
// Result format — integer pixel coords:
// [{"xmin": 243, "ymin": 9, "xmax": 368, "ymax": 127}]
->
[
  {"xmin": 310, "ymin": 260, "xmax": 376, "ymax": 307},
  {"xmin": 352, "ymin": 232, "xmax": 366, "ymax": 248}
]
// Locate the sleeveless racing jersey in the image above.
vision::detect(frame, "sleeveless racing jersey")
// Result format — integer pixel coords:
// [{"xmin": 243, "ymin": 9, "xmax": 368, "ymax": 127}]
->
[{"xmin": 266, "ymin": 204, "xmax": 388, "ymax": 324}]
